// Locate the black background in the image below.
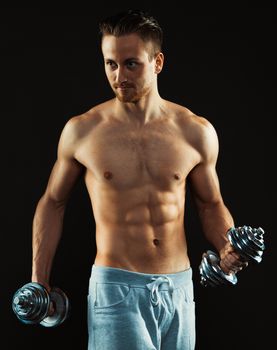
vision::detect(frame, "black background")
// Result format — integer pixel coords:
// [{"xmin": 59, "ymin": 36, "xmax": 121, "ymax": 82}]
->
[{"xmin": 1, "ymin": 3, "xmax": 275, "ymax": 349}]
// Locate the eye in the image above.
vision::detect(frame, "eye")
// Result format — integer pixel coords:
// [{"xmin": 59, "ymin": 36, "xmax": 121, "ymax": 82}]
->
[
  {"xmin": 126, "ymin": 61, "xmax": 138, "ymax": 69},
  {"xmin": 106, "ymin": 60, "xmax": 117, "ymax": 69}
]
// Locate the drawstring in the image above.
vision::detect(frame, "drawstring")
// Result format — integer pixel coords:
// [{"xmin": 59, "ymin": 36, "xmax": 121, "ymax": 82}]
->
[{"xmin": 147, "ymin": 276, "xmax": 174, "ymax": 306}]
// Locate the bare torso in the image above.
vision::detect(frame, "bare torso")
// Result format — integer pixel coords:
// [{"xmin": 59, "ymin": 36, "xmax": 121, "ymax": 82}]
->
[{"xmin": 74, "ymin": 99, "xmax": 201, "ymax": 274}]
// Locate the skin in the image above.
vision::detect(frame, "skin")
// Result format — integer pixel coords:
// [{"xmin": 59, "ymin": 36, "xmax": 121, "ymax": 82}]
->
[{"xmin": 31, "ymin": 33, "xmax": 247, "ymax": 290}]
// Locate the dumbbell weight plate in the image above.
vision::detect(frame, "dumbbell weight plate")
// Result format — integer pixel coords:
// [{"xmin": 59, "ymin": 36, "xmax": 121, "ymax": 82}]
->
[
  {"xmin": 200, "ymin": 252, "xmax": 223, "ymax": 286},
  {"xmin": 40, "ymin": 287, "xmax": 70, "ymax": 327},
  {"xmin": 227, "ymin": 226, "xmax": 265, "ymax": 263},
  {"xmin": 200, "ymin": 250, "xmax": 237, "ymax": 287},
  {"xmin": 12, "ymin": 282, "xmax": 50, "ymax": 324}
]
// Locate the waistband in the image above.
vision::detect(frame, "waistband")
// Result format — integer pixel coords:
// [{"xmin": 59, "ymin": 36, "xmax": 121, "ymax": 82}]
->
[{"xmin": 89, "ymin": 264, "xmax": 192, "ymax": 290}]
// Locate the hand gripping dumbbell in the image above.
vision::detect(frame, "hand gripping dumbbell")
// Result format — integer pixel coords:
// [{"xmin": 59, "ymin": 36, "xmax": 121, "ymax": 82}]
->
[
  {"xmin": 199, "ymin": 225, "xmax": 265, "ymax": 287},
  {"xmin": 12, "ymin": 282, "xmax": 70, "ymax": 327}
]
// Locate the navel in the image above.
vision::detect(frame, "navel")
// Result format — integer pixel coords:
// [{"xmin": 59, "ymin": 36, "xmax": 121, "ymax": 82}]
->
[
  {"xmin": 104, "ymin": 171, "xmax": 113, "ymax": 180},
  {"xmin": 153, "ymin": 239, "xmax": 160, "ymax": 246},
  {"xmin": 174, "ymin": 173, "xmax": 181, "ymax": 180}
]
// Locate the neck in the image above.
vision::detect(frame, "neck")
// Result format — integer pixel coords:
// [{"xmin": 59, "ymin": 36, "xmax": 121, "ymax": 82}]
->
[{"xmin": 114, "ymin": 87, "xmax": 164, "ymax": 126}]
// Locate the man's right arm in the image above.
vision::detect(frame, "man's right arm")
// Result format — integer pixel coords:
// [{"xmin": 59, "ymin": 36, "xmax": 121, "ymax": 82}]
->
[{"xmin": 31, "ymin": 117, "xmax": 84, "ymax": 289}]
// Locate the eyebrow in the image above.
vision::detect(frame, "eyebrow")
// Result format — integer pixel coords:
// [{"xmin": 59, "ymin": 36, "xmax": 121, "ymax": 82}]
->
[{"xmin": 105, "ymin": 57, "xmax": 140, "ymax": 62}]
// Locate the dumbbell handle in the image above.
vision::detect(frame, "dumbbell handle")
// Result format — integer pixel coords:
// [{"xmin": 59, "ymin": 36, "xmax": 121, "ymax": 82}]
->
[{"xmin": 13, "ymin": 295, "xmax": 29, "ymax": 307}]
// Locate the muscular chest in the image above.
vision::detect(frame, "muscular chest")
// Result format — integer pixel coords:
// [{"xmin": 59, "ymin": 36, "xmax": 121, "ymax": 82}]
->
[{"xmin": 80, "ymin": 121, "xmax": 197, "ymax": 189}]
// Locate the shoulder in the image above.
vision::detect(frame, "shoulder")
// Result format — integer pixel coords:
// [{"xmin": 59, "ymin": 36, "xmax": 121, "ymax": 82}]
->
[
  {"xmin": 60, "ymin": 100, "xmax": 113, "ymax": 142},
  {"xmin": 183, "ymin": 112, "xmax": 218, "ymax": 149},
  {"xmin": 165, "ymin": 100, "xmax": 219, "ymax": 161},
  {"xmin": 184, "ymin": 113, "xmax": 219, "ymax": 162},
  {"xmin": 166, "ymin": 100, "xmax": 217, "ymax": 138},
  {"xmin": 57, "ymin": 100, "xmax": 112, "ymax": 157}
]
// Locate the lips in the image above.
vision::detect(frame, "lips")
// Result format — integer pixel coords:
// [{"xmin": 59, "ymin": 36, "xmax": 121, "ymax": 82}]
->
[
  {"xmin": 116, "ymin": 87, "xmax": 133, "ymax": 93},
  {"xmin": 115, "ymin": 84, "xmax": 133, "ymax": 89}
]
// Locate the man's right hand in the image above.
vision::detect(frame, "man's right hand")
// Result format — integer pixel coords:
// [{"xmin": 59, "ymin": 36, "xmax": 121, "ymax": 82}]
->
[{"xmin": 219, "ymin": 242, "xmax": 248, "ymax": 275}]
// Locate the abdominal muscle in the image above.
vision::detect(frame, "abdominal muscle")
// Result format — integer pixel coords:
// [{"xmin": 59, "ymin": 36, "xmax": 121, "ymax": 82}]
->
[{"xmin": 91, "ymin": 186, "xmax": 190, "ymax": 274}]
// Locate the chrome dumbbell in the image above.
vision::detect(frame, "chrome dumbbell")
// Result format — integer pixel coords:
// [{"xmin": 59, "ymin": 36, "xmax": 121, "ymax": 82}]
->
[
  {"xmin": 12, "ymin": 282, "xmax": 70, "ymax": 327},
  {"xmin": 199, "ymin": 226, "xmax": 265, "ymax": 287}
]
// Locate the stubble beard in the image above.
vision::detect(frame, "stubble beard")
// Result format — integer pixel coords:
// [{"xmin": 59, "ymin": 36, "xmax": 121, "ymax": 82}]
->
[{"xmin": 114, "ymin": 85, "xmax": 151, "ymax": 103}]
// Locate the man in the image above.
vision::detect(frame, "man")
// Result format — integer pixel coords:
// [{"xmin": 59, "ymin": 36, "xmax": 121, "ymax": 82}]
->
[{"xmin": 31, "ymin": 9, "xmax": 247, "ymax": 350}]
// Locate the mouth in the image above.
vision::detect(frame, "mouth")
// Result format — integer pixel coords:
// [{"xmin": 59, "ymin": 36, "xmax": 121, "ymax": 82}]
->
[
  {"xmin": 115, "ymin": 83, "xmax": 133, "ymax": 89},
  {"xmin": 116, "ymin": 87, "xmax": 133, "ymax": 93},
  {"xmin": 117, "ymin": 86, "xmax": 131, "ymax": 90}
]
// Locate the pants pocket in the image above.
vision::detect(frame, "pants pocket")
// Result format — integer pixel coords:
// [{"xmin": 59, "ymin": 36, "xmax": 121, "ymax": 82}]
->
[
  {"xmin": 182, "ymin": 280, "xmax": 195, "ymax": 303},
  {"xmin": 94, "ymin": 282, "xmax": 131, "ymax": 309}
]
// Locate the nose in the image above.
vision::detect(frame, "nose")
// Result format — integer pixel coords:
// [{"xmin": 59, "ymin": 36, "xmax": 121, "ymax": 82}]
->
[{"xmin": 115, "ymin": 67, "xmax": 128, "ymax": 85}]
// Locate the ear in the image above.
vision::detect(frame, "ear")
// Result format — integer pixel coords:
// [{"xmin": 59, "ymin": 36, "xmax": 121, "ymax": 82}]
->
[{"xmin": 154, "ymin": 52, "xmax": 164, "ymax": 74}]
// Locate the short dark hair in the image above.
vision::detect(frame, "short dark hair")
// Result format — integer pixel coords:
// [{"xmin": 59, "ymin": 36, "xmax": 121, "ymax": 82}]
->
[{"xmin": 99, "ymin": 9, "xmax": 163, "ymax": 59}]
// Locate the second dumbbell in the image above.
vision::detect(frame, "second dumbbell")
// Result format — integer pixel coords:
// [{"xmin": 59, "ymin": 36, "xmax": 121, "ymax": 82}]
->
[{"xmin": 12, "ymin": 282, "xmax": 70, "ymax": 327}]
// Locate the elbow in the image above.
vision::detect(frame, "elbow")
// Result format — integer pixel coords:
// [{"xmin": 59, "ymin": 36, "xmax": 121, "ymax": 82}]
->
[
  {"xmin": 40, "ymin": 192, "xmax": 68, "ymax": 211},
  {"xmin": 196, "ymin": 198, "xmax": 225, "ymax": 215}
]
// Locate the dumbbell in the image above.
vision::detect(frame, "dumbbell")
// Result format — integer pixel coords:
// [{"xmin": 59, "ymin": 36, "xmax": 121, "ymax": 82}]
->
[
  {"xmin": 12, "ymin": 282, "xmax": 70, "ymax": 327},
  {"xmin": 199, "ymin": 225, "xmax": 265, "ymax": 287}
]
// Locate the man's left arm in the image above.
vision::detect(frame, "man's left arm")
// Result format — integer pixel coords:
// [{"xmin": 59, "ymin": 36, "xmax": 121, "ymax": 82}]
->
[{"xmin": 188, "ymin": 119, "xmax": 246, "ymax": 274}]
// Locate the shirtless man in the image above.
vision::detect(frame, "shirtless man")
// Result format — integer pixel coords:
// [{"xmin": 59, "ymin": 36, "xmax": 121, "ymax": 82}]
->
[{"xmin": 31, "ymin": 9, "xmax": 247, "ymax": 350}]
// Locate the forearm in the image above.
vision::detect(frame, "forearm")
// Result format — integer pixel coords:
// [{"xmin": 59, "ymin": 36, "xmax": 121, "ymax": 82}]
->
[
  {"xmin": 198, "ymin": 200, "xmax": 234, "ymax": 253},
  {"xmin": 31, "ymin": 194, "xmax": 66, "ymax": 286}
]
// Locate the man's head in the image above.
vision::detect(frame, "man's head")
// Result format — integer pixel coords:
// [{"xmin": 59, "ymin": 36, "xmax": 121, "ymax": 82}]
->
[
  {"xmin": 99, "ymin": 10, "xmax": 164, "ymax": 103},
  {"xmin": 99, "ymin": 9, "xmax": 163, "ymax": 61}
]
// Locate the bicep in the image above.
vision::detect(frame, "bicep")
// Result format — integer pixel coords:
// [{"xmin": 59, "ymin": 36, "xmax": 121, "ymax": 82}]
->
[
  {"xmin": 188, "ymin": 118, "xmax": 223, "ymax": 206},
  {"xmin": 44, "ymin": 118, "xmax": 84, "ymax": 203},
  {"xmin": 188, "ymin": 163, "xmax": 222, "ymax": 207},
  {"xmin": 45, "ymin": 157, "xmax": 84, "ymax": 204}
]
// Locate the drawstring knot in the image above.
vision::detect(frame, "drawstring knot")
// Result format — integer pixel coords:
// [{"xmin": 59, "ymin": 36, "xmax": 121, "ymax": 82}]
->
[{"xmin": 147, "ymin": 276, "xmax": 174, "ymax": 306}]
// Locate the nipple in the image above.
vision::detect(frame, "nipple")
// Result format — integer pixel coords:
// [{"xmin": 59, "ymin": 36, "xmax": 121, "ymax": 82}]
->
[{"xmin": 104, "ymin": 171, "xmax": 113, "ymax": 180}]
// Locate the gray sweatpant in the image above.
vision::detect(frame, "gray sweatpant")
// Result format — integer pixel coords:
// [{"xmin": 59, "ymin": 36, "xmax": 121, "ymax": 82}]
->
[{"xmin": 87, "ymin": 265, "xmax": 195, "ymax": 349}]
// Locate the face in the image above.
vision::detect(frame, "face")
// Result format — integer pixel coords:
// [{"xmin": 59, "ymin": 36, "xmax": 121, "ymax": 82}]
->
[{"xmin": 101, "ymin": 33, "xmax": 163, "ymax": 103}]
